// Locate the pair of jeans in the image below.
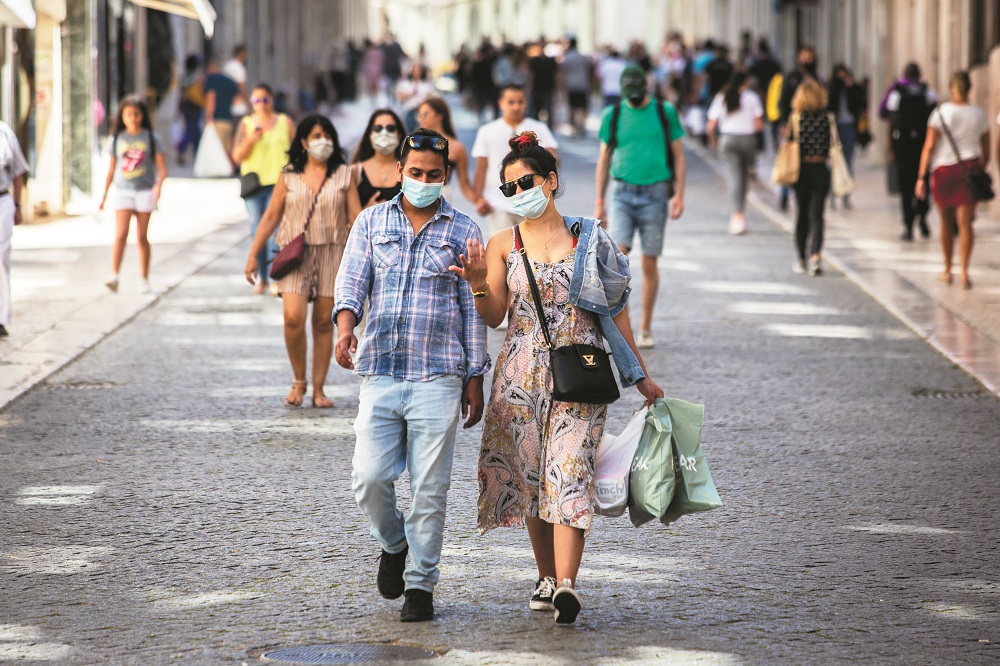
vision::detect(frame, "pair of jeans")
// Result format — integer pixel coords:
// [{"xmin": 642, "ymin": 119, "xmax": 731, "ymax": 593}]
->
[
  {"xmin": 351, "ymin": 374, "xmax": 463, "ymax": 593},
  {"xmin": 719, "ymin": 134, "xmax": 757, "ymax": 213},
  {"xmin": 178, "ymin": 101, "xmax": 202, "ymax": 157},
  {"xmin": 794, "ymin": 163, "xmax": 830, "ymax": 260},
  {"xmin": 608, "ymin": 179, "xmax": 670, "ymax": 256},
  {"xmin": 244, "ymin": 184, "xmax": 276, "ymax": 282},
  {"xmin": 837, "ymin": 122, "xmax": 856, "ymax": 174}
]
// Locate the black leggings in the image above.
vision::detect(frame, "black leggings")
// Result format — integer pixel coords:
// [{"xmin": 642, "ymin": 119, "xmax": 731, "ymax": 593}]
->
[{"xmin": 794, "ymin": 163, "xmax": 831, "ymax": 260}]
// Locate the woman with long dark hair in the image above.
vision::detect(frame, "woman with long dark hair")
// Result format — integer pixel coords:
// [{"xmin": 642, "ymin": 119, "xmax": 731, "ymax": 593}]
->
[
  {"xmin": 244, "ymin": 114, "xmax": 360, "ymax": 407},
  {"xmin": 916, "ymin": 71, "xmax": 990, "ymax": 289},
  {"xmin": 99, "ymin": 95, "xmax": 168, "ymax": 294},
  {"xmin": 349, "ymin": 108, "xmax": 406, "ymax": 220},
  {"xmin": 415, "ymin": 97, "xmax": 478, "ymax": 205},
  {"xmin": 707, "ymin": 71, "xmax": 763, "ymax": 234}
]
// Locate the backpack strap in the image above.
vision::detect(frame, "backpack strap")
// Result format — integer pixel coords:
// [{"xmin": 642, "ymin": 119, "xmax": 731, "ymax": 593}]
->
[
  {"xmin": 607, "ymin": 103, "xmax": 622, "ymax": 152},
  {"xmin": 654, "ymin": 101, "xmax": 676, "ymax": 183}
]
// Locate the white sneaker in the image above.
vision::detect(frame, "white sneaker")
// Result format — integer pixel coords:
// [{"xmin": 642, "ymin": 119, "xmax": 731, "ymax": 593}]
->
[
  {"xmin": 552, "ymin": 578, "xmax": 581, "ymax": 625},
  {"xmin": 636, "ymin": 330, "xmax": 655, "ymax": 349},
  {"xmin": 140, "ymin": 280, "xmax": 153, "ymax": 295},
  {"xmin": 728, "ymin": 213, "xmax": 747, "ymax": 235},
  {"xmin": 792, "ymin": 260, "xmax": 806, "ymax": 274},
  {"xmin": 105, "ymin": 275, "xmax": 119, "ymax": 293}
]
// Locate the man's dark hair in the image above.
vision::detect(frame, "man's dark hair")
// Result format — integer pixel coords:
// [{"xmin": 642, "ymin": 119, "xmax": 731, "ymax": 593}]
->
[
  {"xmin": 568, "ymin": 37, "xmax": 578, "ymax": 50},
  {"xmin": 498, "ymin": 84, "xmax": 526, "ymax": 100},
  {"xmin": 234, "ymin": 44, "xmax": 247, "ymax": 58},
  {"xmin": 400, "ymin": 127, "xmax": 449, "ymax": 168},
  {"xmin": 903, "ymin": 62, "xmax": 921, "ymax": 80}
]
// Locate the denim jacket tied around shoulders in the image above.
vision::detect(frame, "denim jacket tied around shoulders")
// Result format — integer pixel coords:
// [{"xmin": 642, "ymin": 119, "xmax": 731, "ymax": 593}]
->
[{"xmin": 563, "ymin": 215, "xmax": 645, "ymax": 388}]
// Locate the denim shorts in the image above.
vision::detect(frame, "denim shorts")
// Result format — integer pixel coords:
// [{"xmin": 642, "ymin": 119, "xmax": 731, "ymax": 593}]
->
[{"xmin": 608, "ymin": 179, "xmax": 670, "ymax": 256}]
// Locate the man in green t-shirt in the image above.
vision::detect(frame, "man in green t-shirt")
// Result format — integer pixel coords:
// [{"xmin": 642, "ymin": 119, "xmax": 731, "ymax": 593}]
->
[{"xmin": 595, "ymin": 66, "xmax": 686, "ymax": 349}]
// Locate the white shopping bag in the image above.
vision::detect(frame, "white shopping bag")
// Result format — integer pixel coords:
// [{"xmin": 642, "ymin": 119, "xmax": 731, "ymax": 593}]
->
[
  {"xmin": 193, "ymin": 122, "xmax": 233, "ymax": 178},
  {"xmin": 683, "ymin": 105, "xmax": 707, "ymax": 136},
  {"xmin": 594, "ymin": 407, "xmax": 648, "ymax": 517}
]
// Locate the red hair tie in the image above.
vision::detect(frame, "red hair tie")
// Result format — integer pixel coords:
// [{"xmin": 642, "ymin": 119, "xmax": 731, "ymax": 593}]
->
[{"xmin": 515, "ymin": 135, "xmax": 533, "ymax": 152}]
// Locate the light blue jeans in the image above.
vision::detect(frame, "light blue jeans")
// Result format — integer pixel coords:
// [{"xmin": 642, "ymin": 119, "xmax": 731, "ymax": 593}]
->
[
  {"xmin": 351, "ymin": 374, "xmax": 463, "ymax": 593},
  {"xmin": 245, "ymin": 184, "xmax": 276, "ymax": 283},
  {"xmin": 608, "ymin": 179, "xmax": 670, "ymax": 256}
]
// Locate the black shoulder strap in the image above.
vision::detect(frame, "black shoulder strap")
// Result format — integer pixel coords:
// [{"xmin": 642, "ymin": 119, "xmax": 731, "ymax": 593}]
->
[
  {"xmin": 607, "ymin": 103, "xmax": 622, "ymax": 152},
  {"xmin": 654, "ymin": 101, "xmax": 676, "ymax": 180},
  {"xmin": 514, "ymin": 225, "xmax": 553, "ymax": 349}
]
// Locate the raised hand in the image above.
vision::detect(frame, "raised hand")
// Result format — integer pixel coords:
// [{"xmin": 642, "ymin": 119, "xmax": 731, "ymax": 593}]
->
[{"xmin": 449, "ymin": 238, "xmax": 488, "ymax": 291}]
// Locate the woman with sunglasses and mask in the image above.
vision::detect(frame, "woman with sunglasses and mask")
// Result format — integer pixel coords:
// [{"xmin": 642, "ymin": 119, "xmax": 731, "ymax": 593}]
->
[
  {"xmin": 244, "ymin": 115, "xmax": 360, "ymax": 408},
  {"xmin": 451, "ymin": 132, "xmax": 663, "ymax": 625},
  {"xmin": 349, "ymin": 109, "xmax": 406, "ymax": 219},
  {"xmin": 232, "ymin": 83, "xmax": 295, "ymax": 294},
  {"xmin": 416, "ymin": 97, "xmax": 478, "ymax": 206}
]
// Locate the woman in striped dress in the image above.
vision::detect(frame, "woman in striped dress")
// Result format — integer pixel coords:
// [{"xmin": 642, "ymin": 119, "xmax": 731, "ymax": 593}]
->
[{"xmin": 245, "ymin": 115, "xmax": 360, "ymax": 407}]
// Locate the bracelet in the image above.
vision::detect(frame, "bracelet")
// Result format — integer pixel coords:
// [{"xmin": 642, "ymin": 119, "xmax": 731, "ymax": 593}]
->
[{"xmin": 471, "ymin": 283, "xmax": 490, "ymax": 299}]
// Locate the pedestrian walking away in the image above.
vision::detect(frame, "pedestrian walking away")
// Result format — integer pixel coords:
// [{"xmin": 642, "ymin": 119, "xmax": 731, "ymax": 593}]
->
[
  {"xmin": 595, "ymin": 65, "xmax": 686, "ymax": 350},
  {"xmin": 176, "ymin": 54, "xmax": 205, "ymax": 165},
  {"xmin": 879, "ymin": 62, "xmax": 937, "ymax": 240},
  {"xmin": 527, "ymin": 41, "xmax": 558, "ymax": 128},
  {"xmin": 202, "ymin": 59, "xmax": 239, "ymax": 158},
  {"xmin": 334, "ymin": 128, "xmax": 489, "ymax": 623},
  {"xmin": 707, "ymin": 71, "xmax": 763, "ymax": 235},
  {"xmin": 787, "ymin": 79, "xmax": 831, "ymax": 277},
  {"xmin": 561, "ymin": 37, "xmax": 593, "ymax": 137},
  {"xmin": 350, "ymin": 108, "xmax": 406, "ymax": 217},
  {"xmin": 416, "ymin": 98, "xmax": 478, "ymax": 206},
  {"xmin": 451, "ymin": 131, "xmax": 663, "ymax": 626},
  {"xmin": 826, "ymin": 64, "xmax": 865, "ymax": 208},
  {"xmin": 915, "ymin": 71, "xmax": 990, "ymax": 290},
  {"xmin": 232, "ymin": 84, "xmax": 295, "ymax": 295},
  {"xmin": 99, "ymin": 96, "xmax": 168, "ymax": 295},
  {"xmin": 224, "ymin": 44, "xmax": 250, "ymax": 117},
  {"xmin": 0, "ymin": 119, "xmax": 28, "ymax": 338},
  {"xmin": 244, "ymin": 115, "xmax": 360, "ymax": 407},
  {"xmin": 472, "ymin": 84, "xmax": 559, "ymax": 234},
  {"xmin": 777, "ymin": 46, "xmax": 819, "ymax": 211}
]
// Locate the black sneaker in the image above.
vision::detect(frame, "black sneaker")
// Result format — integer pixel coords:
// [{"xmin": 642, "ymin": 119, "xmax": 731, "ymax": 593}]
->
[
  {"xmin": 919, "ymin": 219, "xmax": 931, "ymax": 238},
  {"xmin": 552, "ymin": 579, "xmax": 581, "ymax": 625},
  {"xmin": 376, "ymin": 545, "xmax": 407, "ymax": 599},
  {"xmin": 400, "ymin": 589, "xmax": 434, "ymax": 622},
  {"xmin": 529, "ymin": 576, "xmax": 556, "ymax": 611},
  {"xmin": 0, "ymin": 324, "xmax": 7, "ymax": 338}
]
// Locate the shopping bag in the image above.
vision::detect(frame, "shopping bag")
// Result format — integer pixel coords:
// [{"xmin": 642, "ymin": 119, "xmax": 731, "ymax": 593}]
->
[
  {"xmin": 658, "ymin": 398, "xmax": 722, "ymax": 525},
  {"xmin": 683, "ymin": 104, "xmax": 706, "ymax": 136},
  {"xmin": 771, "ymin": 114, "xmax": 800, "ymax": 186},
  {"xmin": 627, "ymin": 404, "xmax": 677, "ymax": 527},
  {"xmin": 594, "ymin": 408, "xmax": 647, "ymax": 517},
  {"xmin": 828, "ymin": 115, "xmax": 855, "ymax": 197},
  {"xmin": 193, "ymin": 122, "xmax": 233, "ymax": 178}
]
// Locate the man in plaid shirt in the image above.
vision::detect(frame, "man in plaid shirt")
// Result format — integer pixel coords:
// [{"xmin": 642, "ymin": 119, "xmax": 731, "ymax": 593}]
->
[{"xmin": 334, "ymin": 128, "xmax": 489, "ymax": 623}]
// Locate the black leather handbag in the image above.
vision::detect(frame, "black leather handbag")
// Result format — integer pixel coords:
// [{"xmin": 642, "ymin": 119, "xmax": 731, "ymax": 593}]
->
[
  {"xmin": 516, "ymin": 226, "xmax": 620, "ymax": 405},
  {"xmin": 240, "ymin": 171, "xmax": 262, "ymax": 199}
]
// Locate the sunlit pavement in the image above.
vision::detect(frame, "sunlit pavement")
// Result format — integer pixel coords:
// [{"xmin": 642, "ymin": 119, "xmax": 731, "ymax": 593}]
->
[{"xmin": 0, "ymin": 99, "xmax": 998, "ymax": 664}]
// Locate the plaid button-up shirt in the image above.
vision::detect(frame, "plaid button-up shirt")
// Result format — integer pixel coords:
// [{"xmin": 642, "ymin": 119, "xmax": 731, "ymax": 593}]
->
[{"xmin": 334, "ymin": 195, "xmax": 490, "ymax": 383}]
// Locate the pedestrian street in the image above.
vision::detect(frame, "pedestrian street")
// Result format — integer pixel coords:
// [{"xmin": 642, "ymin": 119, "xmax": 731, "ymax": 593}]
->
[{"xmin": 1, "ymin": 126, "xmax": 999, "ymax": 664}]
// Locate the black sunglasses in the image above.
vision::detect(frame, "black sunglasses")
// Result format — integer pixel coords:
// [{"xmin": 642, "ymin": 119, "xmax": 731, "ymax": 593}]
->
[
  {"xmin": 372, "ymin": 124, "xmax": 397, "ymax": 134},
  {"xmin": 499, "ymin": 173, "xmax": 541, "ymax": 198},
  {"xmin": 404, "ymin": 135, "xmax": 448, "ymax": 151}
]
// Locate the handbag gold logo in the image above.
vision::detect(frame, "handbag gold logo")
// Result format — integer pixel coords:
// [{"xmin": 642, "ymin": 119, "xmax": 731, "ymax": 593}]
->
[{"xmin": 582, "ymin": 354, "xmax": 596, "ymax": 366}]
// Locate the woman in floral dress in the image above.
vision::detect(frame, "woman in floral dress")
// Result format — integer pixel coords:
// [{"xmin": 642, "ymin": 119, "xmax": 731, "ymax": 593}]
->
[{"xmin": 451, "ymin": 132, "xmax": 662, "ymax": 625}]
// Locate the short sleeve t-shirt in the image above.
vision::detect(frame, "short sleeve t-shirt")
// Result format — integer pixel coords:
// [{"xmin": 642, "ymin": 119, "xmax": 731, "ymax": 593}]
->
[
  {"xmin": 111, "ymin": 130, "xmax": 160, "ymax": 191},
  {"xmin": 928, "ymin": 102, "xmax": 988, "ymax": 170},
  {"xmin": 204, "ymin": 72, "xmax": 238, "ymax": 121},
  {"xmin": 598, "ymin": 101, "xmax": 685, "ymax": 184},
  {"xmin": 707, "ymin": 90, "xmax": 763, "ymax": 135},
  {"xmin": 472, "ymin": 117, "xmax": 559, "ymax": 212}
]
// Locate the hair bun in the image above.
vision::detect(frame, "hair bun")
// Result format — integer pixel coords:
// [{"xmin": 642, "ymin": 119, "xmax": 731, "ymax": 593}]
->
[{"xmin": 508, "ymin": 131, "xmax": 540, "ymax": 152}]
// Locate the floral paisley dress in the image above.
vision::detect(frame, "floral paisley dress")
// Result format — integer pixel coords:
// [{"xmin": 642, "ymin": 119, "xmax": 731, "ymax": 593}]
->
[{"xmin": 478, "ymin": 231, "xmax": 608, "ymax": 535}]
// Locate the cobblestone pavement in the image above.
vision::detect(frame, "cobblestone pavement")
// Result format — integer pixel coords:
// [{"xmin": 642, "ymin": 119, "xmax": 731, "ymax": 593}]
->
[{"xmin": 1, "ymin": 125, "xmax": 999, "ymax": 665}]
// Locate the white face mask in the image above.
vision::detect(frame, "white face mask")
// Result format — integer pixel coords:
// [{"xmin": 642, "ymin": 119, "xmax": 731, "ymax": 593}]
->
[
  {"xmin": 371, "ymin": 131, "xmax": 400, "ymax": 156},
  {"xmin": 307, "ymin": 138, "xmax": 334, "ymax": 161},
  {"xmin": 401, "ymin": 176, "xmax": 444, "ymax": 209}
]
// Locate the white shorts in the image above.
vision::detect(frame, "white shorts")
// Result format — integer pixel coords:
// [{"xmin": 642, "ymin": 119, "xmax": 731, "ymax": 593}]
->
[{"xmin": 109, "ymin": 188, "xmax": 156, "ymax": 213}]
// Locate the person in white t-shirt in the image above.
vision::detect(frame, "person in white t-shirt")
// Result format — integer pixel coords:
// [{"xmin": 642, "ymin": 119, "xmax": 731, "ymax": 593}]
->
[
  {"xmin": 224, "ymin": 44, "xmax": 249, "ymax": 117},
  {"xmin": 707, "ymin": 71, "xmax": 763, "ymax": 235},
  {"xmin": 472, "ymin": 85, "xmax": 559, "ymax": 234},
  {"xmin": 916, "ymin": 71, "xmax": 990, "ymax": 290}
]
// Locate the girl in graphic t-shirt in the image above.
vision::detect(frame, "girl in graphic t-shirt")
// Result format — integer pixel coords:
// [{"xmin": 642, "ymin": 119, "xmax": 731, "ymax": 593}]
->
[{"xmin": 99, "ymin": 96, "xmax": 168, "ymax": 294}]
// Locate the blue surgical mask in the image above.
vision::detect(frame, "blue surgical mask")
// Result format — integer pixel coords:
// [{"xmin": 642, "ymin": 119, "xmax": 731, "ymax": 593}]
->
[
  {"xmin": 510, "ymin": 185, "xmax": 550, "ymax": 219},
  {"xmin": 401, "ymin": 176, "xmax": 444, "ymax": 209}
]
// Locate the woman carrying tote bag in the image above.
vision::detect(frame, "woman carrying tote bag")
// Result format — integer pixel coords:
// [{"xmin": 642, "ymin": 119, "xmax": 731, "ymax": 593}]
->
[
  {"xmin": 451, "ymin": 132, "xmax": 663, "ymax": 626},
  {"xmin": 915, "ymin": 71, "xmax": 990, "ymax": 290}
]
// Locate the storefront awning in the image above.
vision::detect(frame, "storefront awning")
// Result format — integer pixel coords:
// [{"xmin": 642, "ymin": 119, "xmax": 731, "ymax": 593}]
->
[
  {"xmin": 0, "ymin": 0, "xmax": 36, "ymax": 29},
  {"xmin": 127, "ymin": 0, "xmax": 215, "ymax": 37}
]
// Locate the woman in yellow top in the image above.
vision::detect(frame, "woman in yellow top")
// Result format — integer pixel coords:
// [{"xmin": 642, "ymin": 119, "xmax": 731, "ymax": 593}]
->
[
  {"xmin": 232, "ymin": 83, "xmax": 295, "ymax": 294},
  {"xmin": 244, "ymin": 115, "xmax": 360, "ymax": 408}
]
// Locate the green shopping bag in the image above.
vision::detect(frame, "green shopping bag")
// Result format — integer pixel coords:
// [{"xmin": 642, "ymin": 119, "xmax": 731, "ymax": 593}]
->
[
  {"xmin": 658, "ymin": 398, "xmax": 722, "ymax": 525},
  {"xmin": 627, "ymin": 402, "xmax": 676, "ymax": 527}
]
